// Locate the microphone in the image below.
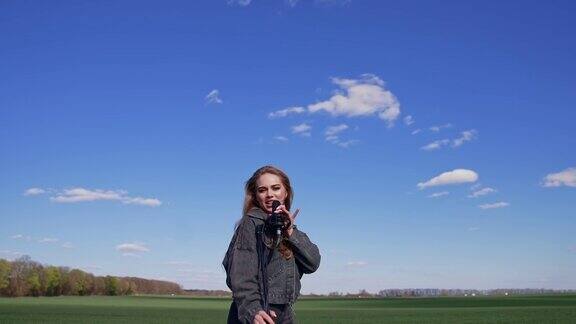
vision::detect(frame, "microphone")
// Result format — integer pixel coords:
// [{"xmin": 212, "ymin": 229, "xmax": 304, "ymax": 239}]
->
[{"xmin": 269, "ymin": 200, "xmax": 284, "ymax": 237}]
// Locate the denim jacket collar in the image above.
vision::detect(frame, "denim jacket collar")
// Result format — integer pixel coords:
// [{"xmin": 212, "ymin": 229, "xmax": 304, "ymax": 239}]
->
[{"xmin": 247, "ymin": 206, "xmax": 268, "ymax": 220}]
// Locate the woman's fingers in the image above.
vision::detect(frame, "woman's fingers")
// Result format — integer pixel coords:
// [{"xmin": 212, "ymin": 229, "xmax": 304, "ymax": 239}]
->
[
  {"xmin": 254, "ymin": 310, "xmax": 275, "ymax": 324},
  {"xmin": 270, "ymin": 310, "xmax": 277, "ymax": 318}
]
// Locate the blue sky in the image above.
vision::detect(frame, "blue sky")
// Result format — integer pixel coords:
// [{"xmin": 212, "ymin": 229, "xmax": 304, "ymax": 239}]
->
[{"xmin": 1, "ymin": 0, "xmax": 575, "ymax": 293}]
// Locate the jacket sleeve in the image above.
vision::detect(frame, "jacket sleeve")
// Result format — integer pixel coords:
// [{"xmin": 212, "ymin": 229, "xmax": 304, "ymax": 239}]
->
[
  {"xmin": 287, "ymin": 226, "xmax": 321, "ymax": 274},
  {"xmin": 228, "ymin": 218, "xmax": 262, "ymax": 324}
]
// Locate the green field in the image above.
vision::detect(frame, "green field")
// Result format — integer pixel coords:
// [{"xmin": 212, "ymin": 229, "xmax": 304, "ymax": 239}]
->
[{"xmin": 1, "ymin": 295, "xmax": 576, "ymax": 323}]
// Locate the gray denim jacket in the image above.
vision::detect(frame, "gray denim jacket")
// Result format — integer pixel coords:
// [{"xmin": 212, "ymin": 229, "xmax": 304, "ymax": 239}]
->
[{"xmin": 223, "ymin": 207, "xmax": 321, "ymax": 324}]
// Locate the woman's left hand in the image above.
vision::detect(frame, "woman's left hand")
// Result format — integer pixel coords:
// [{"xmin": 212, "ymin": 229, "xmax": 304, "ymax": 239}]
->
[{"xmin": 274, "ymin": 205, "xmax": 299, "ymax": 237}]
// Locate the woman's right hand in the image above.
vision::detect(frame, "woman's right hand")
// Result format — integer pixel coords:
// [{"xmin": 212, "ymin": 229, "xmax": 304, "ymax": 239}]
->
[{"xmin": 253, "ymin": 310, "xmax": 277, "ymax": 324}]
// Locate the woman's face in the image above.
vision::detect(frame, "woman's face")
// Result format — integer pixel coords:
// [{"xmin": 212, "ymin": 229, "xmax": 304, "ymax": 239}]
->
[{"xmin": 255, "ymin": 173, "xmax": 288, "ymax": 214}]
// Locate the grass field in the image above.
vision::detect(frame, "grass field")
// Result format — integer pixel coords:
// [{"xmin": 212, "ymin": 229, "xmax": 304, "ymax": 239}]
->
[{"xmin": 1, "ymin": 295, "xmax": 576, "ymax": 323}]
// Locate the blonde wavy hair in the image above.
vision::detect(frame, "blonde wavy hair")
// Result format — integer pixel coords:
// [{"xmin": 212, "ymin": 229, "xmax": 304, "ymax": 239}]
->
[{"xmin": 242, "ymin": 165, "xmax": 294, "ymax": 260}]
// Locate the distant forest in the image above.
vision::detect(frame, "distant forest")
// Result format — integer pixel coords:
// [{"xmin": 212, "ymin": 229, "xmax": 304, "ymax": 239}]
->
[{"xmin": 0, "ymin": 256, "xmax": 182, "ymax": 297}]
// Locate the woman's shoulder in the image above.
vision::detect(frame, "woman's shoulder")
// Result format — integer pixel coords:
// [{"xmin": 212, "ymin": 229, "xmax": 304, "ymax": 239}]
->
[{"xmin": 233, "ymin": 216, "xmax": 259, "ymax": 250}]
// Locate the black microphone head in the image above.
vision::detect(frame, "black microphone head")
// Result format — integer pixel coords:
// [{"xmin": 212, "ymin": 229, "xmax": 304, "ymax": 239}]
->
[{"xmin": 271, "ymin": 200, "xmax": 281, "ymax": 212}]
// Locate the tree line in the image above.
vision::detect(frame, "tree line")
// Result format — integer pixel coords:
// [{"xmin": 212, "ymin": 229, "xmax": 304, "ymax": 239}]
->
[{"xmin": 0, "ymin": 256, "xmax": 182, "ymax": 297}]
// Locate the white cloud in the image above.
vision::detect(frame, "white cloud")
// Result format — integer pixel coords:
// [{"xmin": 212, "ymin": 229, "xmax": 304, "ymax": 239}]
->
[
  {"xmin": 452, "ymin": 129, "xmax": 477, "ymax": 147},
  {"xmin": 116, "ymin": 242, "xmax": 150, "ymax": 253},
  {"xmin": 479, "ymin": 202, "xmax": 510, "ymax": 209},
  {"xmin": 48, "ymin": 188, "xmax": 162, "ymax": 207},
  {"xmin": 291, "ymin": 123, "xmax": 312, "ymax": 137},
  {"xmin": 325, "ymin": 124, "xmax": 349, "ymax": 137},
  {"xmin": 11, "ymin": 234, "xmax": 32, "ymax": 241},
  {"xmin": 403, "ymin": 115, "xmax": 415, "ymax": 126},
  {"xmin": 429, "ymin": 123, "xmax": 452, "ymax": 132},
  {"xmin": 122, "ymin": 197, "xmax": 162, "ymax": 207},
  {"xmin": 308, "ymin": 74, "xmax": 400, "ymax": 126},
  {"xmin": 336, "ymin": 140, "xmax": 359, "ymax": 148},
  {"xmin": 315, "ymin": 0, "xmax": 351, "ymax": 6},
  {"xmin": 542, "ymin": 167, "xmax": 576, "ymax": 188},
  {"xmin": 323, "ymin": 124, "xmax": 357, "ymax": 148},
  {"xmin": 411, "ymin": 129, "xmax": 422, "ymax": 135},
  {"xmin": 286, "ymin": 0, "xmax": 299, "ymax": 7},
  {"xmin": 268, "ymin": 106, "xmax": 306, "ymax": 119},
  {"xmin": 274, "ymin": 136, "xmax": 289, "ymax": 142},
  {"xmin": 346, "ymin": 261, "xmax": 367, "ymax": 267},
  {"xmin": 23, "ymin": 188, "xmax": 45, "ymax": 196},
  {"xmin": 470, "ymin": 183, "xmax": 482, "ymax": 190},
  {"xmin": 468, "ymin": 187, "xmax": 496, "ymax": 198},
  {"xmin": 421, "ymin": 139, "xmax": 450, "ymax": 151},
  {"xmin": 51, "ymin": 188, "xmax": 124, "ymax": 203},
  {"xmin": 122, "ymin": 253, "xmax": 142, "ymax": 258},
  {"xmin": 417, "ymin": 169, "xmax": 479, "ymax": 190},
  {"xmin": 467, "ymin": 227, "xmax": 480, "ymax": 232},
  {"xmin": 421, "ymin": 129, "xmax": 478, "ymax": 151},
  {"xmin": 0, "ymin": 250, "xmax": 24, "ymax": 260},
  {"xmin": 61, "ymin": 242, "xmax": 74, "ymax": 249},
  {"xmin": 227, "ymin": 0, "xmax": 252, "ymax": 6},
  {"xmin": 38, "ymin": 238, "xmax": 59, "ymax": 243},
  {"xmin": 205, "ymin": 89, "xmax": 223, "ymax": 105},
  {"xmin": 428, "ymin": 191, "xmax": 449, "ymax": 198}
]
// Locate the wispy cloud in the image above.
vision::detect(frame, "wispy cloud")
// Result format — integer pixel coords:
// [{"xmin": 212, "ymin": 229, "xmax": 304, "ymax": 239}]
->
[
  {"xmin": 315, "ymin": 0, "xmax": 352, "ymax": 6},
  {"xmin": 325, "ymin": 124, "xmax": 349, "ymax": 137},
  {"xmin": 346, "ymin": 261, "xmax": 367, "ymax": 267},
  {"xmin": 46, "ymin": 188, "xmax": 161, "ymax": 207},
  {"xmin": 116, "ymin": 242, "xmax": 150, "ymax": 254},
  {"xmin": 286, "ymin": 0, "xmax": 299, "ymax": 8},
  {"xmin": 478, "ymin": 202, "xmax": 509, "ymax": 209},
  {"xmin": 121, "ymin": 252, "xmax": 142, "ymax": 258},
  {"xmin": 274, "ymin": 136, "xmax": 289, "ymax": 142},
  {"xmin": 429, "ymin": 123, "xmax": 452, "ymax": 132},
  {"xmin": 205, "ymin": 89, "xmax": 223, "ymax": 105},
  {"xmin": 336, "ymin": 139, "xmax": 359, "ymax": 148},
  {"xmin": 38, "ymin": 238, "xmax": 59, "ymax": 244},
  {"xmin": 542, "ymin": 167, "xmax": 576, "ymax": 188},
  {"xmin": 61, "ymin": 242, "xmax": 74, "ymax": 249},
  {"xmin": 421, "ymin": 139, "xmax": 450, "ymax": 151},
  {"xmin": 11, "ymin": 234, "xmax": 32, "ymax": 241},
  {"xmin": 23, "ymin": 188, "xmax": 46, "ymax": 196},
  {"xmin": 291, "ymin": 123, "xmax": 312, "ymax": 137},
  {"xmin": 418, "ymin": 169, "xmax": 479, "ymax": 189},
  {"xmin": 403, "ymin": 115, "xmax": 415, "ymax": 126},
  {"xmin": 468, "ymin": 187, "xmax": 496, "ymax": 198},
  {"xmin": 411, "ymin": 129, "xmax": 422, "ymax": 135},
  {"xmin": 0, "ymin": 250, "xmax": 24, "ymax": 260},
  {"xmin": 268, "ymin": 106, "xmax": 305, "ymax": 119},
  {"xmin": 452, "ymin": 129, "xmax": 477, "ymax": 147},
  {"xmin": 421, "ymin": 129, "xmax": 477, "ymax": 151},
  {"xmin": 323, "ymin": 124, "xmax": 358, "ymax": 148},
  {"xmin": 121, "ymin": 197, "xmax": 163, "ymax": 207},
  {"xmin": 307, "ymin": 74, "xmax": 400, "ymax": 126},
  {"xmin": 428, "ymin": 191, "xmax": 449, "ymax": 198},
  {"xmin": 227, "ymin": 0, "xmax": 252, "ymax": 7}
]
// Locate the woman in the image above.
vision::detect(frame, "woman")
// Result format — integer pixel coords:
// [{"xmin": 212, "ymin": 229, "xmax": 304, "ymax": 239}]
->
[{"xmin": 223, "ymin": 165, "xmax": 321, "ymax": 324}]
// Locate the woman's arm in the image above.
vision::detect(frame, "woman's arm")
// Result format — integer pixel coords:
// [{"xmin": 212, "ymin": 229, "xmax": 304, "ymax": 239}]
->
[
  {"xmin": 286, "ymin": 226, "xmax": 321, "ymax": 274},
  {"xmin": 228, "ymin": 218, "xmax": 263, "ymax": 324}
]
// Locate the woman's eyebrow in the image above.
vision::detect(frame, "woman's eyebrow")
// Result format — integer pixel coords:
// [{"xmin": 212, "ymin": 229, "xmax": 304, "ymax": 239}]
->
[{"xmin": 257, "ymin": 184, "xmax": 281, "ymax": 189}]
